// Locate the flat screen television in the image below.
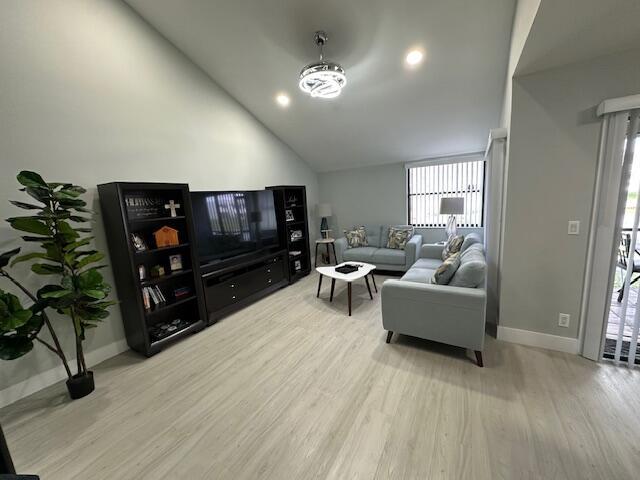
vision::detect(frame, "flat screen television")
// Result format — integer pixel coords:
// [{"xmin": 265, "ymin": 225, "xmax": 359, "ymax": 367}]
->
[{"xmin": 191, "ymin": 190, "xmax": 280, "ymax": 266}]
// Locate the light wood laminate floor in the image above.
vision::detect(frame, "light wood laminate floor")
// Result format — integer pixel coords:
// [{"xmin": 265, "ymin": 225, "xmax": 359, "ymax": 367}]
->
[{"xmin": 2, "ymin": 273, "xmax": 640, "ymax": 479}]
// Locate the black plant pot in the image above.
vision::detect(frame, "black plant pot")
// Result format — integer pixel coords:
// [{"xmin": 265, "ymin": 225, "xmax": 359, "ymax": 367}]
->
[{"xmin": 66, "ymin": 371, "xmax": 95, "ymax": 400}]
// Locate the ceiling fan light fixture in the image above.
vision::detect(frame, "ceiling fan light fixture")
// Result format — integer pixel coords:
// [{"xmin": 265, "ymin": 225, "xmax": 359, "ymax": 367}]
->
[{"xmin": 299, "ymin": 31, "xmax": 346, "ymax": 99}]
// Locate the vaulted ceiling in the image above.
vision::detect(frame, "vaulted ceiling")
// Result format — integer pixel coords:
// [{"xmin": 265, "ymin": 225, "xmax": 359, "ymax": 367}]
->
[
  {"xmin": 516, "ymin": 0, "xmax": 640, "ymax": 76},
  {"xmin": 126, "ymin": 0, "xmax": 516, "ymax": 172}
]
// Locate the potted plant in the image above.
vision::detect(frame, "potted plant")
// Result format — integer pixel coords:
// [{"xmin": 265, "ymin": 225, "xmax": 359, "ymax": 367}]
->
[{"xmin": 0, "ymin": 171, "xmax": 114, "ymax": 399}]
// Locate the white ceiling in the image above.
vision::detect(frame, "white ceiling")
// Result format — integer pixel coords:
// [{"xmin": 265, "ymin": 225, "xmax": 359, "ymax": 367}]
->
[
  {"xmin": 126, "ymin": 0, "xmax": 515, "ymax": 172},
  {"xmin": 517, "ymin": 0, "xmax": 640, "ymax": 76}
]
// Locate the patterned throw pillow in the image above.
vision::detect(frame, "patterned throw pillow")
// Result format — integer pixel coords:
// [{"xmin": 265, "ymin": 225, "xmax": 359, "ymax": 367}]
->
[
  {"xmin": 442, "ymin": 234, "xmax": 464, "ymax": 260},
  {"xmin": 432, "ymin": 252, "xmax": 461, "ymax": 285},
  {"xmin": 344, "ymin": 226, "xmax": 368, "ymax": 248},
  {"xmin": 386, "ymin": 226, "xmax": 414, "ymax": 250}
]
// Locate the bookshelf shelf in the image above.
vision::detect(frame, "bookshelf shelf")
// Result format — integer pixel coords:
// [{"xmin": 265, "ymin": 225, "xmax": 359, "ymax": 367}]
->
[
  {"xmin": 148, "ymin": 320, "xmax": 204, "ymax": 354},
  {"xmin": 145, "ymin": 295, "xmax": 197, "ymax": 317},
  {"xmin": 135, "ymin": 243, "xmax": 190, "ymax": 255},
  {"xmin": 140, "ymin": 269, "xmax": 193, "ymax": 287},
  {"xmin": 128, "ymin": 215, "xmax": 186, "ymax": 224}
]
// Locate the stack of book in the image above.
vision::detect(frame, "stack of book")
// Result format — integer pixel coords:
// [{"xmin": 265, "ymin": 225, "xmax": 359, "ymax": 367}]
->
[{"xmin": 142, "ymin": 285, "xmax": 167, "ymax": 310}]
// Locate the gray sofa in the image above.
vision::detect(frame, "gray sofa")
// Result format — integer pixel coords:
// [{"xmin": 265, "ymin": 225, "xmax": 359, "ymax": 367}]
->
[
  {"xmin": 334, "ymin": 225, "xmax": 422, "ymax": 272},
  {"xmin": 380, "ymin": 233, "xmax": 487, "ymax": 366}
]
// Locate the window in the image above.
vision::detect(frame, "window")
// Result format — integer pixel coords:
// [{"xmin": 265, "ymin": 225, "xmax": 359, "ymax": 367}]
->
[{"xmin": 407, "ymin": 158, "xmax": 485, "ymax": 227}]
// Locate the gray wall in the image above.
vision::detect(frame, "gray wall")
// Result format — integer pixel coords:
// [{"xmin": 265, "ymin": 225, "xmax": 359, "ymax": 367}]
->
[
  {"xmin": 500, "ymin": 49, "xmax": 640, "ymax": 339},
  {"xmin": 499, "ymin": 0, "xmax": 541, "ymax": 127},
  {"xmin": 318, "ymin": 162, "xmax": 483, "ymax": 244},
  {"xmin": 0, "ymin": 0, "xmax": 318, "ymax": 392}
]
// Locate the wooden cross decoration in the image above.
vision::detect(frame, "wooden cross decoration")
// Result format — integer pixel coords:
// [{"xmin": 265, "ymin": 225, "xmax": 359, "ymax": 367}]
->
[{"xmin": 164, "ymin": 200, "xmax": 181, "ymax": 217}]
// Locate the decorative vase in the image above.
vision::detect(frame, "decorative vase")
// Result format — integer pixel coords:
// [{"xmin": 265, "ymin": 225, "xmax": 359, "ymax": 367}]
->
[
  {"xmin": 320, "ymin": 216, "xmax": 329, "ymax": 238},
  {"xmin": 66, "ymin": 371, "xmax": 95, "ymax": 399},
  {"xmin": 445, "ymin": 214, "xmax": 458, "ymax": 240}
]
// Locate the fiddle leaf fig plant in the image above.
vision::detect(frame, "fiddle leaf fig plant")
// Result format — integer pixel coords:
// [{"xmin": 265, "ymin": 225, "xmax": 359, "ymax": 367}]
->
[
  {"xmin": 0, "ymin": 288, "xmax": 42, "ymax": 360},
  {"xmin": 0, "ymin": 171, "xmax": 115, "ymax": 383},
  {"xmin": 0, "ymin": 247, "xmax": 70, "ymax": 374}
]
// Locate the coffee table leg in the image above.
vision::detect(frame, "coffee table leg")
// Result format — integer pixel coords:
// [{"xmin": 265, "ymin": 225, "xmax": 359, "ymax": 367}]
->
[
  {"xmin": 316, "ymin": 274, "xmax": 323, "ymax": 298},
  {"xmin": 364, "ymin": 275, "xmax": 373, "ymax": 300},
  {"xmin": 348, "ymin": 282, "xmax": 352, "ymax": 316},
  {"xmin": 314, "ymin": 243, "xmax": 319, "ymax": 268},
  {"xmin": 330, "ymin": 278, "xmax": 336, "ymax": 302},
  {"xmin": 371, "ymin": 273, "xmax": 377, "ymax": 293}
]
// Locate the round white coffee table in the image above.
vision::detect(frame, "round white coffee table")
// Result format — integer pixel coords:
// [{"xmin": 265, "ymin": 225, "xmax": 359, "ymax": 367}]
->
[{"xmin": 315, "ymin": 262, "xmax": 377, "ymax": 316}]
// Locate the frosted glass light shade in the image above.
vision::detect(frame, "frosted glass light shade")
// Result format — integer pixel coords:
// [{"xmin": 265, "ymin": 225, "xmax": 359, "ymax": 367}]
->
[
  {"xmin": 439, "ymin": 197, "xmax": 464, "ymax": 215},
  {"xmin": 318, "ymin": 204, "xmax": 333, "ymax": 217}
]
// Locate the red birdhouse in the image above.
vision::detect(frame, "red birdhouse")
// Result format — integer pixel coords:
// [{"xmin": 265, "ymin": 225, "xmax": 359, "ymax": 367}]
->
[{"xmin": 153, "ymin": 226, "xmax": 179, "ymax": 248}]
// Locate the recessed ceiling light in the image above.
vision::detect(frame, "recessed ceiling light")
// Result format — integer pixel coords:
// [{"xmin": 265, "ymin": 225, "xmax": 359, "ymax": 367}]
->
[
  {"xmin": 275, "ymin": 93, "xmax": 290, "ymax": 107},
  {"xmin": 405, "ymin": 49, "xmax": 424, "ymax": 66}
]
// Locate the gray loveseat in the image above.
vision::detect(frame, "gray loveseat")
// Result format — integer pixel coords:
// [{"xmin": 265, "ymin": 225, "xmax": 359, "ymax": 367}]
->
[
  {"xmin": 380, "ymin": 233, "xmax": 487, "ymax": 366},
  {"xmin": 334, "ymin": 225, "xmax": 422, "ymax": 272}
]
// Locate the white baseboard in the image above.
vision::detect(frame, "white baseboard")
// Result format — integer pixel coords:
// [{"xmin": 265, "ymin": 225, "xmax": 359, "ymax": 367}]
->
[
  {"xmin": 0, "ymin": 339, "xmax": 129, "ymax": 409},
  {"xmin": 497, "ymin": 326, "xmax": 580, "ymax": 354}
]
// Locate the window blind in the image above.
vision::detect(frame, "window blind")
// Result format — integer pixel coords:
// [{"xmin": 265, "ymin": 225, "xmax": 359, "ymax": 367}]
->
[{"xmin": 407, "ymin": 159, "xmax": 485, "ymax": 227}]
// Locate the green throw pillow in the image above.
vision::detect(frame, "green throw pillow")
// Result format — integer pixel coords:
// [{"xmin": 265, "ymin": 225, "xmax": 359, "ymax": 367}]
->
[
  {"xmin": 432, "ymin": 252, "xmax": 461, "ymax": 285},
  {"xmin": 344, "ymin": 226, "xmax": 368, "ymax": 248},
  {"xmin": 442, "ymin": 234, "xmax": 464, "ymax": 260},
  {"xmin": 386, "ymin": 226, "xmax": 414, "ymax": 250}
]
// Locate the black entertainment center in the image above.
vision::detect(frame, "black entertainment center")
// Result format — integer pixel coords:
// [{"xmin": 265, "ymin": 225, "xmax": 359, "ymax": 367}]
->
[
  {"xmin": 98, "ymin": 182, "xmax": 310, "ymax": 356},
  {"xmin": 201, "ymin": 249, "xmax": 288, "ymax": 323}
]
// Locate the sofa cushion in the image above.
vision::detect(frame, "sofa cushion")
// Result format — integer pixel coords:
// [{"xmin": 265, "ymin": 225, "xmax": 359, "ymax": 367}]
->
[
  {"xmin": 461, "ymin": 243, "xmax": 484, "ymax": 259},
  {"xmin": 385, "ymin": 226, "xmax": 414, "ymax": 250},
  {"xmin": 442, "ymin": 234, "xmax": 464, "ymax": 260},
  {"xmin": 362, "ymin": 225, "xmax": 383, "ymax": 248},
  {"xmin": 343, "ymin": 246, "xmax": 377, "ymax": 262},
  {"xmin": 371, "ymin": 247, "xmax": 406, "ymax": 265},
  {"xmin": 401, "ymin": 268, "xmax": 434, "ymax": 284},
  {"xmin": 412, "ymin": 258, "xmax": 443, "ymax": 270},
  {"xmin": 432, "ymin": 253, "xmax": 461, "ymax": 285},
  {"xmin": 382, "ymin": 225, "xmax": 413, "ymax": 241},
  {"xmin": 344, "ymin": 226, "xmax": 368, "ymax": 248},
  {"xmin": 449, "ymin": 255, "xmax": 486, "ymax": 288},
  {"xmin": 460, "ymin": 233, "xmax": 482, "ymax": 253}
]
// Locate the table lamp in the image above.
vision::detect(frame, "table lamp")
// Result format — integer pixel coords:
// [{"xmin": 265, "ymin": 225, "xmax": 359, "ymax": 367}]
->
[
  {"xmin": 318, "ymin": 203, "xmax": 332, "ymax": 238},
  {"xmin": 439, "ymin": 197, "xmax": 464, "ymax": 240}
]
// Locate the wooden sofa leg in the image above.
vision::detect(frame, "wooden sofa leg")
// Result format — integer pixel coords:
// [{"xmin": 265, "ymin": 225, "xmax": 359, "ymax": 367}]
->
[
  {"xmin": 386, "ymin": 331, "xmax": 393, "ymax": 344},
  {"xmin": 474, "ymin": 350, "xmax": 484, "ymax": 367}
]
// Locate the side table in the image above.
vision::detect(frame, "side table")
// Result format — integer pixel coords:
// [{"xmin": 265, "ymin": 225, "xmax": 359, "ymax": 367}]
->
[{"xmin": 314, "ymin": 238, "xmax": 337, "ymax": 268}]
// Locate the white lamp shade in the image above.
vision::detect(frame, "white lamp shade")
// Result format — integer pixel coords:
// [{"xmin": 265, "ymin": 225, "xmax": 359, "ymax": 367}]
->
[
  {"xmin": 439, "ymin": 197, "xmax": 464, "ymax": 215},
  {"xmin": 318, "ymin": 203, "xmax": 333, "ymax": 217}
]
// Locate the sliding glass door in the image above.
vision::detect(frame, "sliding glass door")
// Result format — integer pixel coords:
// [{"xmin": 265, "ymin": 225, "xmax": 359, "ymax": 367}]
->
[{"xmin": 583, "ymin": 110, "xmax": 640, "ymax": 364}]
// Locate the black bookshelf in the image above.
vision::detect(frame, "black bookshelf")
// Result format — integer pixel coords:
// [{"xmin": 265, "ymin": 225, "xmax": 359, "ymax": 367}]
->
[
  {"xmin": 97, "ymin": 182, "xmax": 206, "ymax": 356},
  {"xmin": 267, "ymin": 185, "xmax": 311, "ymax": 283}
]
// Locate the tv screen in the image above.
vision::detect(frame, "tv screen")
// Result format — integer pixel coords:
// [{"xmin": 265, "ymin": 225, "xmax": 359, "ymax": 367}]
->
[{"xmin": 191, "ymin": 190, "xmax": 280, "ymax": 265}]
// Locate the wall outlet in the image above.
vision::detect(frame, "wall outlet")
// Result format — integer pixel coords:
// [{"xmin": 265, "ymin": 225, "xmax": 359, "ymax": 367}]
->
[
  {"xmin": 568, "ymin": 220, "xmax": 580, "ymax": 235},
  {"xmin": 558, "ymin": 313, "xmax": 570, "ymax": 328}
]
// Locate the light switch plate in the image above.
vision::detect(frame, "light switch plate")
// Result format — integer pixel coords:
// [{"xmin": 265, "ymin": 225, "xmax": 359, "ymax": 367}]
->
[
  {"xmin": 568, "ymin": 220, "xmax": 580, "ymax": 235},
  {"xmin": 558, "ymin": 313, "xmax": 570, "ymax": 328}
]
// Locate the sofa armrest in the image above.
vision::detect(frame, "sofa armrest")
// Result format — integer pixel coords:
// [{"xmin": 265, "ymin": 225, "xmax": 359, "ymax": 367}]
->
[
  {"xmin": 381, "ymin": 279, "xmax": 486, "ymax": 309},
  {"xmin": 404, "ymin": 234, "xmax": 422, "ymax": 269},
  {"xmin": 334, "ymin": 237, "xmax": 348, "ymax": 264},
  {"xmin": 420, "ymin": 243, "xmax": 445, "ymax": 260}
]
